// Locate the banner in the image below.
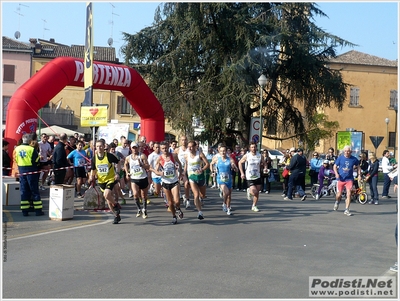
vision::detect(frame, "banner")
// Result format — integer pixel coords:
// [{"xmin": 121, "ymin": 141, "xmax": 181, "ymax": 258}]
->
[
  {"xmin": 97, "ymin": 123, "xmax": 130, "ymax": 143},
  {"xmin": 81, "ymin": 106, "xmax": 108, "ymax": 127},
  {"xmin": 82, "ymin": 2, "xmax": 94, "ymax": 106}
]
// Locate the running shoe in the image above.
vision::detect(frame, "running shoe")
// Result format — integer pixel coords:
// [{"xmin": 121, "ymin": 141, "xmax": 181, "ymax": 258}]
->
[
  {"xmin": 177, "ymin": 208, "xmax": 184, "ymax": 219},
  {"xmin": 136, "ymin": 209, "xmax": 141, "ymax": 217},
  {"xmin": 227, "ymin": 208, "xmax": 232, "ymax": 215},
  {"xmin": 222, "ymin": 203, "xmax": 228, "ymax": 212},
  {"xmin": 171, "ymin": 217, "xmax": 178, "ymax": 224},
  {"xmin": 246, "ymin": 188, "xmax": 251, "ymax": 201},
  {"xmin": 185, "ymin": 200, "xmax": 191, "ymax": 209},
  {"xmin": 142, "ymin": 209, "xmax": 148, "ymax": 219},
  {"xmin": 315, "ymin": 193, "xmax": 319, "ymax": 200},
  {"xmin": 113, "ymin": 215, "xmax": 121, "ymax": 224},
  {"xmin": 344, "ymin": 209, "xmax": 352, "ymax": 216},
  {"xmin": 128, "ymin": 191, "xmax": 133, "ymax": 198},
  {"xmin": 333, "ymin": 201, "xmax": 339, "ymax": 211},
  {"xmin": 301, "ymin": 195, "xmax": 307, "ymax": 202},
  {"xmin": 114, "ymin": 203, "xmax": 121, "ymax": 215},
  {"xmin": 251, "ymin": 206, "xmax": 259, "ymax": 212},
  {"xmin": 197, "ymin": 213, "xmax": 204, "ymax": 220},
  {"xmin": 283, "ymin": 197, "xmax": 292, "ymax": 201},
  {"xmin": 120, "ymin": 189, "xmax": 126, "ymax": 196},
  {"xmin": 39, "ymin": 185, "xmax": 46, "ymax": 191}
]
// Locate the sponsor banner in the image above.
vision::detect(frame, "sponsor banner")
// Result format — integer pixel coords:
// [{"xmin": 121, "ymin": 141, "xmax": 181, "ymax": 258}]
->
[
  {"xmin": 309, "ymin": 276, "xmax": 396, "ymax": 298},
  {"xmin": 81, "ymin": 106, "xmax": 108, "ymax": 127}
]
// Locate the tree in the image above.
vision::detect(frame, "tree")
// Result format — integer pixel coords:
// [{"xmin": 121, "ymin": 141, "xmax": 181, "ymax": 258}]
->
[{"xmin": 121, "ymin": 2, "xmax": 355, "ymax": 146}]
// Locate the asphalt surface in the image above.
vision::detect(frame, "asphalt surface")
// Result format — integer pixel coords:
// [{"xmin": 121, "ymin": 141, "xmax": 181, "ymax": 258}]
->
[{"xmin": 2, "ymin": 182, "xmax": 398, "ymax": 299}]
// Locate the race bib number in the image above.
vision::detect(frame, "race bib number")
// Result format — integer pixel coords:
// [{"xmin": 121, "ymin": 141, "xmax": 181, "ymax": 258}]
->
[
  {"xmin": 97, "ymin": 164, "xmax": 109, "ymax": 176},
  {"xmin": 220, "ymin": 172, "xmax": 229, "ymax": 183},
  {"xmin": 163, "ymin": 165, "xmax": 175, "ymax": 178},
  {"xmin": 131, "ymin": 166, "xmax": 142, "ymax": 177}
]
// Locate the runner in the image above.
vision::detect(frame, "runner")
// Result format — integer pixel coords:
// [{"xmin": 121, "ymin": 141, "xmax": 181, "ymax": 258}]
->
[
  {"xmin": 184, "ymin": 140, "xmax": 210, "ymax": 220},
  {"xmin": 175, "ymin": 135, "xmax": 191, "ymax": 208},
  {"xmin": 88, "ymin": 139, "xmax": 122, "ymax": 224},
  {"xmin": 125, "ymin": 142, "xmax": 150, "ymax": 219},
  {"xmin": 211, "ymin": 145, "xmax": 238, "ymax": 215},
  {"xmin": 151, "ymin": 141, "xmax": 184, "ymax": 224},
  {"xmin": 238, "ymin": 142, "xmax": 264, "ymax": 212}
]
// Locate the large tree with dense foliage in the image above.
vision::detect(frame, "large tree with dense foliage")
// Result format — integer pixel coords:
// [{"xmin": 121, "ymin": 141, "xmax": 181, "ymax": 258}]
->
[{"xmin": 121, "ymin": 2, "xmax": 354, "ymax": 148}]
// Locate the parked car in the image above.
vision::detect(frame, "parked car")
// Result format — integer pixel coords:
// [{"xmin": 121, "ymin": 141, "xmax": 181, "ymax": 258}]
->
[{"xmin": 267, "ymin": 149, "xmax": 285, "ymax": 165}]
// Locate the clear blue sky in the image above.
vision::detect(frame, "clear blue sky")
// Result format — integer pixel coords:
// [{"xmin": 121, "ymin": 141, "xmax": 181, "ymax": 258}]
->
[{"xmin": 1, "ymin": 1, "xmax": 398, "ymax": 61}]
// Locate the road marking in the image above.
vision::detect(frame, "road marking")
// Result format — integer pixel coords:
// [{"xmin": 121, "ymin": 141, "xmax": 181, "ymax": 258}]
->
[{"xmin": 5, "ymin": 212, "xmax": 112, "ymax": 241}]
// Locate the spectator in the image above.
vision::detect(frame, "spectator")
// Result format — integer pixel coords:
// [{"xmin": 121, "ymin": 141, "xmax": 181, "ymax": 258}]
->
[
  {"xmin": 382, "ymin": 149, "xmax": 397, "ymax": 198},
  {"xmin": 52, "ymin": 133, "xmax": 70, "ymax": 184},
  {"xmin": 284, "ymin": 148, "xmax": 307, "ymax": 201},
  {"xmin": 309, "ymin": 152, "xmax": 322, "ymax": 185},
  {"xmin": 367, "ymin": 152, "xmax": 380, "ymax": 205},
  {"xmin": 2, "ymin": 139, "xmax": 11, "ymax": 176}
]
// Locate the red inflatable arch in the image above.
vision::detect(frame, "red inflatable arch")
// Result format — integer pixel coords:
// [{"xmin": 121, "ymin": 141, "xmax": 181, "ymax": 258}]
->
[{"xmin": 4, "ymin": 56, "xmax": 164, "ymax": 151}]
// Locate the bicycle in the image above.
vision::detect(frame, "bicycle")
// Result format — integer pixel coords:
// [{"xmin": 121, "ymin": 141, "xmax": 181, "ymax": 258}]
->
[
  {"xmin": 310, "ymin": 176, "xmax": 338, "ymax": 199},
  {"xmin": 351, "ymin": 175, "xmax": 368, "ymax": 204}
]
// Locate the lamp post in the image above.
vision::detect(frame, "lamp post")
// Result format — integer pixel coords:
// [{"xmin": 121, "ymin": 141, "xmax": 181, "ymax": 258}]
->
[
  {"xmin": 258, "ymin": 74, "xmax": 267, "ymax": 151},
  {"xmin": 385, "ymin": 117, "xmax": 390, "ymax": 149}
]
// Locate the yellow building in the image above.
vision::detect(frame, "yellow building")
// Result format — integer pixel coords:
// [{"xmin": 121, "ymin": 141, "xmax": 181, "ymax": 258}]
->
[{"xmin": 263, "ymin": 51, "xmax": 398, "ymax": 157}]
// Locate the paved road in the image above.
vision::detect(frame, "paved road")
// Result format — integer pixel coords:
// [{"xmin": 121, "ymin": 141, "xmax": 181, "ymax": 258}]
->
[{"xmin": 2, "ymin": 184, "xmax": 398, "ymax": 299}]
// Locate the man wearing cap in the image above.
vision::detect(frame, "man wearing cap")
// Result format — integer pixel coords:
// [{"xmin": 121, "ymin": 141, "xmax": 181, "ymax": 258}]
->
[
  {"xmin": 333, "ymin": 145, "xmax": 361, "ymax": 216},
  {"xmin": 125, "ymin": 142, "xmax": 150, "ymax": 218},
  {"xmin": 284, "ymin": 148, "xmax": 307, "ymax": 201},
  {"xmin": 89, "ymin": 139, "xmax": 122, "ymax": 224}
]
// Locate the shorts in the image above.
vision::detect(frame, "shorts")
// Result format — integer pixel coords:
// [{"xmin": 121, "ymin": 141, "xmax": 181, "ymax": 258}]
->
[
  {"xmin": 131, "ymin": 177, "xmax": 149, "ymax": 190},
  {"xmin": 74, "ymin": 166, "xmax": 87, "ymax": 179},
  {"xmin": 189, "ymin": 178, "xmax": 206, "ymax": 187},
  {"xmin": 337, "ymin": 180, "xmax": 353, "ymax": 194},
  {"xmin": 99, "ymin": 180, "xmax": 118, "ymax": 192},
  {"xmin": 247, "ymin": 178, "xmax": 262, "ymax": 187},
  {"xmin": 152, "ymin": 177, "xmax": 162, "ymax": 184},
  {"xmin": 162, "ymin": 181, "xmax": 179, "ymax": 190},
  {"xmin": 39, "ymin": 161, "xmax": 51, "ymax": 168}
]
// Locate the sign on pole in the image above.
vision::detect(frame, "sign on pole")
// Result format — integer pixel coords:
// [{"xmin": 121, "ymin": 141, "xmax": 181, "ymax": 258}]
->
[
  {"xmin": 82, "ymin": 2, "xmax": 94, "ymax": 107},
  {"xmin": 369, "ymin": 136, "xmax": 384, "ymax": 154}
]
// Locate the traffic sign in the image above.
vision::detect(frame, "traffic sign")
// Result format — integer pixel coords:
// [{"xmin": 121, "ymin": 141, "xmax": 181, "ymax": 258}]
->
[
  {"xmin": 369, "ymin": 136, "xmax": 384, "ymax": 150},
  {"xmin": 252, "ymin": 134, "xmax": 259, "ymax": 143}
]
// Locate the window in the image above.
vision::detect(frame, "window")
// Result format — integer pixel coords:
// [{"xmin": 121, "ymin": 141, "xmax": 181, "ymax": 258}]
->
[
  {"xmin": 3, "ymin": 96, "xmax": 11, "ymax": 122},
  {"xmin": 117, "ymin": 96, "xmax": 135, "ymax": 115},
  {"xmin": 266, "ymin": 116, "xmax": 277, "ymax": 135},
  {"xmin": 389, "ymin": 132, "xmax": 396, "ymax": 148},
  {"xmin": 3, "ymin": 65, "xmax": 15, "ymax": 82},
  {"xmin": 390, "ymin": 90, "xmax": 398, "ymax": 109},
  {"xmin": 349, "ymin": 87, "xmax": 360, "ymax": 106}
]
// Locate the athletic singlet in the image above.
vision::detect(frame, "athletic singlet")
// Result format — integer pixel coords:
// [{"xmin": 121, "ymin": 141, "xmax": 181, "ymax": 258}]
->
[
  {"xmin": 216, "ymin": 155, "xmax": 232, "ymax": 184},
  {"xmin": 129, "ymin": 154, "xmax": 147, "ymax": 180},
  {"xmin": 94, "ymin": 153, "xmax": 117, "ymax": 184},
  {"xmin": 148, "ymin": 151, "xmax": 161, "ymax": 179},
  {"xmin": 177, "ymin": 146, "xmax": 188, "ymax": 168},
  {"xmin": 187, "ymin": 150, "xmax": 204, "ymax": 181},
  {"xmin": 159, "ymin": 154, "xmax": 178, "ymax": 184},
  {"xmin": 245, "ymin": 152, "xmax": 262, "ymax": 180}
]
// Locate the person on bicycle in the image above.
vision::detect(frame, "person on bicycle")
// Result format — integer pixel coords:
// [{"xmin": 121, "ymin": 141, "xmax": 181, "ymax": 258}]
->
[{"xmin": 316, "ymin": 159, "xmax": 334, "ymax": 200}]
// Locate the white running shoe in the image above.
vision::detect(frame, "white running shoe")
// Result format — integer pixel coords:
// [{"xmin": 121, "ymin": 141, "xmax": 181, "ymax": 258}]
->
[
  {"xmin": 344, "ymin": 209, "xmax": 352, "ymax": 216},
  {"xmin": 185, "ymin": 200, "xmax": 191, "ymax": 209},
  {"xmin": 333, "ymin": 201, "xmax": 339, "ymax": 211},
  {"xmin": 246, "ymin": 188, "xmax": 251, "ymax": 201},
  {"xmin": 222, "ymin": 203, "xmax": 227, "ymax": 212},
  {"xmin": 251, "ymin": 205, "xmax": 259, "ymax": 212},
  {"xmin": 227, "ymin": 208, "xmax": 232, "ymax": 215}
]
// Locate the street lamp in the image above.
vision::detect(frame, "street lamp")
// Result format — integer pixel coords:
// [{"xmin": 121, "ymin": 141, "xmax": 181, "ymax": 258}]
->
[
  {"xmin": 258, "ymin": 74, "xmax": 267, "ymax": 151},
  {"xmin": 385, "ymin": 117, "xmax": 390, "ymax": 149}
]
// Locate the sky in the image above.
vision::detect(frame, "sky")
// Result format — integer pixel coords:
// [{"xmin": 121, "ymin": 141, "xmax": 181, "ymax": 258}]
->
[{"xmin": 1, "ymin": 1, "xmax": 399, "ymax": 61}]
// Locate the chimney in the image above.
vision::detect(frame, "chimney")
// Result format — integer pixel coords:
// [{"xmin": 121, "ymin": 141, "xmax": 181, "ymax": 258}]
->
[
  {"xmin": 34, "ymin": 43, "xmax": 42, "ymax": 54},
  {"xmin": 29, "ymin": 38, "xmax": 37, "ymax": 46}
]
